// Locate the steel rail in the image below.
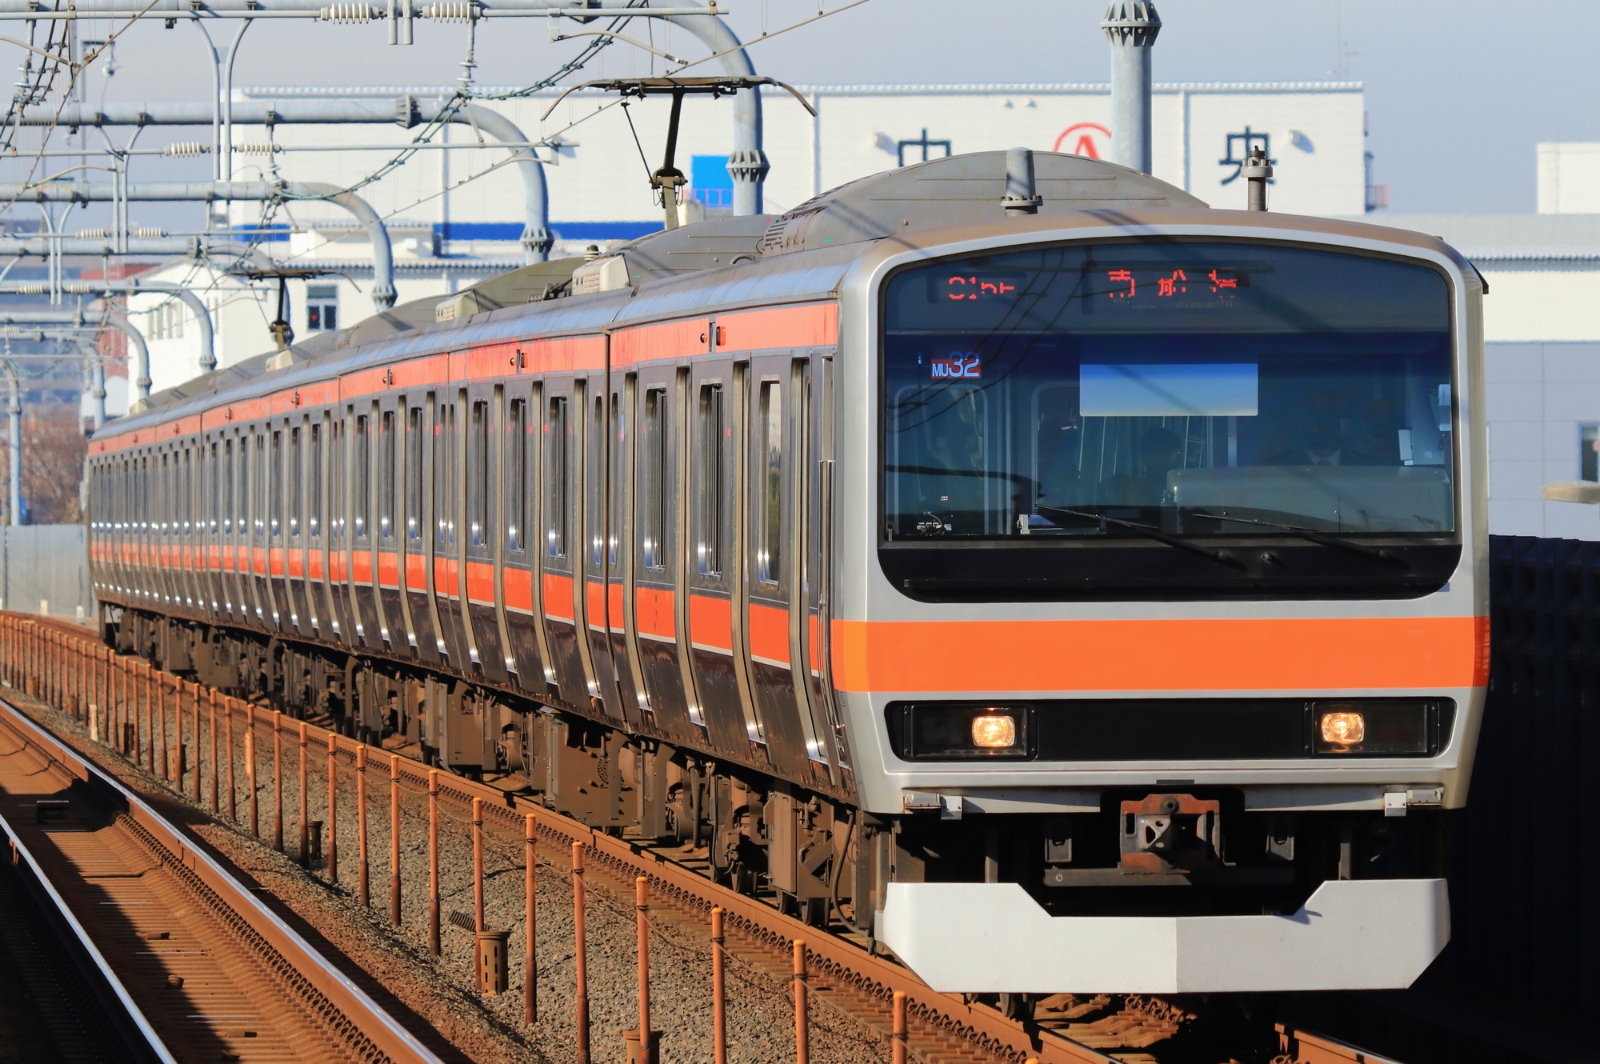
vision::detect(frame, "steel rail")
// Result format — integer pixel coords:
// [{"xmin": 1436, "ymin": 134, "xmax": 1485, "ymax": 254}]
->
[{"xmin": 0, "ymin": 692, "xmax": 447, "ymax": 1064}]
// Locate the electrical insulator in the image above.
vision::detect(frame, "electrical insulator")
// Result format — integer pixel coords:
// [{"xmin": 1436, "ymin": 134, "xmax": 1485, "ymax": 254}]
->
[
  {"xmin": 130, "ymin": 228, "xmax": 166, "ymax": 239},
  {"xmin": 422, "ymin": 1, "xmax": 476, "ymax": 21},
  {"xmin": 235, "ymin": 143, "xmax": 277, "ymax": 156},
  {"xmin": 164, "ymin": 142, "xmax": 209, "ymax": 156},
  {"xmin": 73, "ymin": 228, "xmax": 111, "ymax": 239},
  {"xmin": 319, "ymin": 3, "xmax": 376, "ymax": 21}
]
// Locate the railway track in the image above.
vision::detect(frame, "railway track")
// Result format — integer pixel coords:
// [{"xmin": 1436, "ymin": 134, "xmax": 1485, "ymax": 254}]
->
[
  {"xmin": 2, "ymin": 613, "xmax": 1419, "ymax": 1064},
  {"xmin": 0, "ymin": 686, "xmax": 444, "ymax": 1064}
]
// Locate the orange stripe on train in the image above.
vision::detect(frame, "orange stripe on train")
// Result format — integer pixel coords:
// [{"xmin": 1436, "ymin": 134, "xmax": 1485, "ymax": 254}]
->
[{"xmin": 829, "ymin": 616, "xmax": 1490, "ymax": 693}]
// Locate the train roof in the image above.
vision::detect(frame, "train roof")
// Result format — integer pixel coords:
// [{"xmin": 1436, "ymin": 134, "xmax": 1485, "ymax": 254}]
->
[{"xmin": 102, "ymin": 150, "xmax": 1465, "ymax": 441}]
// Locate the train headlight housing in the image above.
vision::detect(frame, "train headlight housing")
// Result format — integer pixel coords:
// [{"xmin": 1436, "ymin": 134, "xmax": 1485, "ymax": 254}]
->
[
  {"xmin": 1312, "ymin": 701, "xmax": 1435, "ymax": 757},
  {"xmin": 890, "ymin": 703, "xmax": 1034, "ymax": 760},
  {"xmin": 970, "ymin": 714, "xmax": 1017, "ymax": 749}
]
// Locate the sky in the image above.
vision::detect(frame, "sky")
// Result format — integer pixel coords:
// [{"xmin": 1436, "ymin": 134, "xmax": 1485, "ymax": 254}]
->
[{"xmin": 8, "ymin": 0, "xmax": 1600, "ymax": 214}]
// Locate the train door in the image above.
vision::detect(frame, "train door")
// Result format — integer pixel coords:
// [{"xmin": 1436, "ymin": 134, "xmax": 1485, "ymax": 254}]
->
[
  {"xmin": 582, "ymin": 368, "xmax": 625, "ymax": 721},
  {"xmin": 349, "ymin": 403, "xmax": 384, "ymax": 650},
  {"xmin": 628, "ymin": 363, "xmax": 700, "ymax": 743},
  {"xmin": 743, "ymin": 354, "xmax": 840, "ymax": 783},
  {"xmin": 202, "ymin": 438, "xmax": 220, "ymax": 616},
  {"xmin": 373, "ymin": 399, "xmax": 403, "ymax": 652},
  {"xmin": 308, "ymin": 413, "xmax": 334, "ymax": 639},
  {"xmin": 540, "ymin": 375, "xmax": 591, "ymax": 704},
  {"xmin": 503, "ymin": 380, "xmax": 551, "ymax": 693},
  {"xmin": 800, "ymin": 352, "xmax": 847, "ymax": 777},
  {"xmin": 401, "ymin": 396, "xmax": 442, "ymax": 665},
  {"xmin": 462, "ymin": 383, "xmax": 509, "ymax": 684},
  {"xmin": 431, "ymin": 393, "xmax": 469, "ymax": 667},
  {"xmin": 687, "ymin": 357, "xmax": 765, "ymax": 756},
  {"xmin": 605, "ymin": 372, "xmax": 645, "ymax": 725},
  {"xmin": 221, "ymin": 435, "xmax": 243, "ymax": 624},
  {"xmin": 282, "ymin": 419, "xmax": 310, "ymax": 634}
]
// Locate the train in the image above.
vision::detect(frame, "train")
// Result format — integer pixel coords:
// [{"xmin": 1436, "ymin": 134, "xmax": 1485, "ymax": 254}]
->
[{"xmin": 84, "ymin": 148, "xmax": 1487, "ymax": 999}]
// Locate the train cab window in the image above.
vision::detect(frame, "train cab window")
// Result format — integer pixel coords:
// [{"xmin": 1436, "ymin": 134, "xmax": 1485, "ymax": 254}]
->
[
  {"xmin": 641, "ymin": 387, "xmax": 667, "ymax": 570},
  {"xmin": 406, "ymin": 406, "xmax": 423, "ymax": 541},
  {"xmin": 355, "ymin": 414, "xmax": 371, "ymax": 540},
  {"xmin": 758, "ymin": 381, "xmax": 782, "ymax": 584},
  {"xmin": 880, "ymin": 240, "xmax": 1460, "ymax": 600},
  {"xmin": 379, "ymin": 410, "xmax": 396, "ymax": 540},
  {"xmin": 308, "ymin": 423, "xmax": 322, "ymax": 538},
  {"xmin": 546, "ymin": 397, "xmax": 568, "ymax": 558},
  {"xmin": 507, "ymin": 399, "xmax": 526, "ymax": 552},
  {"xmin": 470, "ymin": 400, "xmax": 489, "ymax": 548},
  {"xmin": 696, "ymin": 383, "xmax": 725, "ymax": 576}
]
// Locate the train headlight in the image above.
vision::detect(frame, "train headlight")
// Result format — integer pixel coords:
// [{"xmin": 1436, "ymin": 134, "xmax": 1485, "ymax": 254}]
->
[
  {"xmin": 970, "ymin": 714, "xmax": 1017, "ymax": 749},
  {"xmin": 1312, "ymin": 701, "xmax": 1436, "ymax": 757},
  {"xmin": 1319, "ymin": 711, "xmax": 1365, "ymax": 747},
  {"xmin": 889, "ymin": 703, "xmax": 1034, "ymax": 760}
]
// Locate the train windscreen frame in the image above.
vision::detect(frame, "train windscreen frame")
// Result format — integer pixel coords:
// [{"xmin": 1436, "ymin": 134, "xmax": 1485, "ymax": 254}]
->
[{"xmin": 878, "ymin": 239, "xmax": 1462, "ymax": 601}]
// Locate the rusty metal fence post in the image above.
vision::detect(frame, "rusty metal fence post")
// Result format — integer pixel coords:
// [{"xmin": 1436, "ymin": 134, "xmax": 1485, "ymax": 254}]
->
[
  {"xmin": 472, "ymin": 797, "xmax": 485, "ymax": 933},
  {"xmin": 245, "ymin": 704, "xmax": 258, "ymax": 837},
  {"xmin": 428, "ymin": 769, "xmax": 441, "ymax": 955},
  {"xmin": 389, "ymin": 756, "xmax": 402, "ymax": 926},
  {"xmin": 629, "ymin": 876, "xmax": 659, "ymax": 1064},
  {"xmin": 357, "ymin": 744, "xmax": 370, "ymax": 908},
  {"xmin": 794, "ymin": 939, "xmax": 809, "ymax": 1064},
  {"xmin": 712, "ymin": 907, "xmax": 726, "ymax": 1064},
  {"xmin": 326, "ymin": 732, "xmax": 338, "ymax": 884},
  {"xmin": 208, "ymin": 689, "xmax": 218, "ymax": 813},
  {"xmin": 892, "ymin": 990, "xmax": 907, "ymax": 1064},
  {"xmin": 190, "ymin": 683, "xmax": 201, "ymax": 802},
  {"xmin": 273, "ymin": 711, "xmax": 284, "ymax": 852},
  {"xmin": 573, "ymin": 840, "xmax": 589, "ymax": 1064},
  {"xmin": 298, "ymin": 722, "xmax": 310, "ymax": 864},
  {"xmin": 524, "ymin": 811, "xmax": 536, "ymax": 1025},
  {"xmin": 226, "ymin": 696, "xmax": 238, "ymax": 821}
]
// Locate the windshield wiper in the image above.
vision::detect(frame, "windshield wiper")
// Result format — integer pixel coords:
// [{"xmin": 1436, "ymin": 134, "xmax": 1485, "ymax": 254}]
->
[
  {"xmin": 1188, "ymin": 512, "xmax": 1408, "ymax": 568},
  {"xmin": 1037, "ymin": 506, "xmax": 1242, "ymax": 569}
]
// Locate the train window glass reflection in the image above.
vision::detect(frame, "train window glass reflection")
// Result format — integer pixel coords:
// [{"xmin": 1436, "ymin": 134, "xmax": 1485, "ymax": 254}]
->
[
  {"xmin": 587, "ymin": 396, "xmax": 604, "ymax": 566},
  {"xmin": 355, "ymin": 414, "xmax": 371, "ymax": 540},
  {"xmin": 697, "ymin": 383, "xmax": 725, "ymax": 576},
  {"xmin": 883, "ymin": 242, "xmax": 1456, "ymax": 539},
  {"xmin": 506, "ymin": 399, "xmax": 526, "ymax": 552},
  {"xmin": 406, "ymin": 407, "xmax": 423, "ymax": 541},
  {"xmin": 641, "ymin": 388, "xmax": 666, "ymax": 570},
  {"xmin": 330, "ymin": 418, "xmax": 345, "ymax": 540},
  {"xmin": 758, "ymin": 381, "xmax": 782, "ymax": 584},
  {"xmin": 546, "ymin": 397, "xmax": 568, "ymax": 558},
  {"xmin": 380, "ymin": 411, "xmax": 396, "ymax": 540}
]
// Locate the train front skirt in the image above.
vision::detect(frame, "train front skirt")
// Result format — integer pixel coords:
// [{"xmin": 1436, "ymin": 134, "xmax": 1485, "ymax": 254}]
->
[{"xmin": 877, "ymin": 878, "xmax": 1449, "ymax": 993}]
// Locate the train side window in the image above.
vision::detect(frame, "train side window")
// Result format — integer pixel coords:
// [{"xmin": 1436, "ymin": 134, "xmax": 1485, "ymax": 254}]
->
[
  {"xmin": 289, "ymin": 426, "xmax": 303, "ymax": 538},
  {"xmin": 697, "ymin": 383, "xmax": 724, "ymax": 576},
  {"xmin": 641, "ymin": 387, "xmax": 666, "ymax": 570},
  {"xmin": 588, "ymin": 395, "xmax": 606, "ymax": 566},
  {"xmin": 507, "ymin": 398, "xmax": 526, "ymax": 552},
  {"xmin": 355, "ymin": 413, "xmax": 371, "ymax": 539},
  {"xmin": 406, "ymin": 406, "xmax": 423, "ymax": 541},
  {"xmin": 308, "ymin": 422, "xmax": 322, "ymax": 538},
  {"xmin": 546, "ymin": 396, "xmax": 568, "ymax": 558},
  {"xmin": 380, "ymin": 410, "xmax": 396, "ymax": 540},
  {"xmin": 270, "ymin": 430, "xmax": 282, "ymax": 537},
  {"xmin": 470, "ymin": 399, "xmax": 489, "ymax": 547},
  {"xmin": 330, "ymin": 417, "xmax": 345, "ymax": 541},
  {"xmin": 758, "ymin": 381, "xmax": 782, "ymax": 585},
  {"xmin": 435, "ymin": 400, "xmax": 455, "ymax": 547}
]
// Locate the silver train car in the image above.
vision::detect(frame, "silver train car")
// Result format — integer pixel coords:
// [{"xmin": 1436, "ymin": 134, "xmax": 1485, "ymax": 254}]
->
[{"xmin": 85, "ymin": 150, "xmax": 1487, "ymax": 997}]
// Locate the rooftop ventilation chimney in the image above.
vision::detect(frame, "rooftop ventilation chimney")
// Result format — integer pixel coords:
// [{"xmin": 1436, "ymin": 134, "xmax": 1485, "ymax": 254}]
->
[{"xmin": 1101, "ymin": 1, "xmax": 1161, "ymax": 175}]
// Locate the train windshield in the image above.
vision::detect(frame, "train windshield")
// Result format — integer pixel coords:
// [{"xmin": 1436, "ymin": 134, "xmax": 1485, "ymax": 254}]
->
[{"xmin": 882, "ymin": 241, "xmax": 1455, "ymax": 541}]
